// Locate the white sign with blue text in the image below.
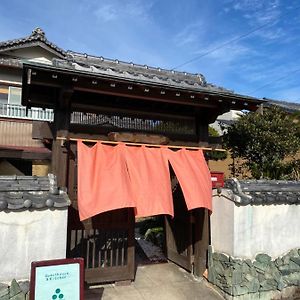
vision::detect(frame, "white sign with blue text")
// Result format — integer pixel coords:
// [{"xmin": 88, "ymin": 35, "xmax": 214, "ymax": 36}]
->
[{"xmin": 34, "ymin": 263, "xmax": 80, "ymax": 300}]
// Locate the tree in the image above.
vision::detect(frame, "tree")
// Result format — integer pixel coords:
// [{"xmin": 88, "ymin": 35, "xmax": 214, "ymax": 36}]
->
[{"xmin": 223, "ymin": 106, "xmax": 300, "ymax": 179}]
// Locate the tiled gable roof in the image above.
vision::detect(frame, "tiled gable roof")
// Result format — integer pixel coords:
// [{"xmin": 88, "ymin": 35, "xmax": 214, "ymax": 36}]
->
[{"xmin": 0, "ymin": 28, "xmax": 66, "ymax": 57}]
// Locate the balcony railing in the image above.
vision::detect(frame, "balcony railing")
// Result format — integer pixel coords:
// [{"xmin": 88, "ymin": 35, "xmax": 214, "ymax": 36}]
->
[
  {"xmin": 0, "ymin": 104, "xmax": 196, "ymax": 137},
  {"xmin": 0, "ymin": 104, "xmax": 54, "ymax": 121}
]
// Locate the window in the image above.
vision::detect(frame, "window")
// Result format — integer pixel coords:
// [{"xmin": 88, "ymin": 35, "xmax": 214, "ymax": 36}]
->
[
  {"xmin": 8, "ymin": 87, "xmax": 22, "ymax": 105},
  {"xmin": 0, "ymin": 85, "xmax": 8, "ymax": 104}
]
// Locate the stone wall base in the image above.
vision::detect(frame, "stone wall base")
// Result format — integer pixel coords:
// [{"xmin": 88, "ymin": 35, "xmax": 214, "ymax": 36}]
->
[
  {"xmin": 208, "ymin": 246, "xmax": 300, "ymax": 299},
  {"xmin": 217, "ymin": 285, "xmax": 300, "ymax": 300},
  {"xmin": 0, "ymin": 279, "xmax": 29, "ymax": 300}
]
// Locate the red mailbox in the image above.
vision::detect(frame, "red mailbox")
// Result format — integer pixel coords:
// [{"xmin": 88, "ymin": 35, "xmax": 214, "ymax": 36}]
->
[{"xmin": 210, "ymin": 171, "xmax": 224, "ymax": 188}]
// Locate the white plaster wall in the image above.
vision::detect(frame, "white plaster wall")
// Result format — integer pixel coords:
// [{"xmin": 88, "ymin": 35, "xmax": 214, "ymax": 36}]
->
[
  {"xmin": 7, "ymin": 47, "xmax": 59, "ymax": 62},
  {"xmin": 211, "ymin": 191, "xmax": 235, "ymax": 255},
  {"xmin": 0, "ymin": 209, "xmax": 68, "ymax": 282},
  {"xmin": 211, "ymin": 190, "xmax": 300, "ymax": 260}
]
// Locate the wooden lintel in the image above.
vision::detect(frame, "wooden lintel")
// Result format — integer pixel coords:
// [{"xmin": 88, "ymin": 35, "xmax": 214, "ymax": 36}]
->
[
  {"xmin": 73, "ymin": 85, "xmax": 217, "ymax": 108},
  {"xmin": 0, "ymin": 149, "xmax": 51, "ymax": 160}
]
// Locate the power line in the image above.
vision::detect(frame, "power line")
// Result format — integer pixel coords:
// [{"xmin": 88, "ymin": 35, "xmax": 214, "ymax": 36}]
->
[
  {"xmin": 249, "ymin": 67, "xmax": 300, "ymax": 94},
  {"xmin": 172, "ymin": 5, "xmax": 300, "ymax": 71}
]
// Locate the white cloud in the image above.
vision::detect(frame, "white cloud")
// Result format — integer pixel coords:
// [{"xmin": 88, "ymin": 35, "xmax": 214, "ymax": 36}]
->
[
  {"xmin": 173, "ymin": 21, "xmax": 204, "ymax": 47},
  {"xmin": 92, "ymin": 0, "xmax": 154, "ymax": 23},
  {"xmin": 227, "ymin": 0, "xmax": 285, "ymax": 41}
]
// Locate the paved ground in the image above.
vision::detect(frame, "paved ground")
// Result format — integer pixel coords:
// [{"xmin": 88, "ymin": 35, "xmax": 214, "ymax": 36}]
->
[{"xmin": 85, "ymin": 262, "xmax": 224, "ymax": 300}]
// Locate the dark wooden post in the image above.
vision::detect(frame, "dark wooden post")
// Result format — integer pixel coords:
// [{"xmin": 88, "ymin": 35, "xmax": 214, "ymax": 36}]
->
[
  {"xmin": 51, "ymin": 88, "xmax": 73, "ymax": 187},
  {"xmin": 193, "ymin": 208, "xmax": 210, "ymax": 277}
]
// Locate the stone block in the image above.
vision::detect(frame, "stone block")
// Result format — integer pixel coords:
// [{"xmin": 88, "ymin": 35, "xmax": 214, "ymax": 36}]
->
[
  {"xmin": 287, "ymin": 249, "xmax": 299, "ymax": 258},
  {"xmin": 18, "ymin": 282, "xmax": 29, "ymax": 295},
  {"xmin": 245, "ymin": 273, "xmax": 254, "ymax": 282},
  {"xmin": 230, "ymin": 258, "xmax": 242, "ymax": 265},
  {"xmin": 258, "ymin": 273, "xmax": 266, "ymax": 282},
  {"xmin": 9, "ymin": 279, "xmax": 22, "ymax": 297},
  {"xmin": 245, "ymin": 278, "xmax": 260, "ymax": 293},
  {"xmin": 0, "ymin": 284, "xmax": 8, "ymax": 298},
  {"xmin": 245, "ymin": 259, "xmax": 253, "ymax": 267},
  {"xmin": 264, "ymin": 272, "xmax": 273, "ymax": 280},
  {"xmin": 277, "ymin": 278, "xmax": 288, "ymax": 291},
  {"xmin": 270, "ymin": 268, "xmax": 282, "ymax": 283},
  {"xmin": 283, "ymin": 254, "xmax": 290, "ymax": 265},
  {"xmin": 10, "ymin": 293, "xmax": 25, "ymax": 300},
  {"xmin": 283, "ymin": 273, "xmax": 300, "ymax": 286},
  {"xmin": 250, "ymin": 267, "xmax": 258, "ymax": 277},
  {"xmin": 290, "ymin": 256, "xmax": 300, "ymax": 266},
  {"xmin": 242, "ymin": 262, "xmax": 251, "ymax": 274},
  {"xmin": 208, "ymin": 268, "xmax": 217, "ymax": 284},
  {"xmin": 278, "ymin": 265, "xmax": 292, "ymax": 276},
  {"xmin": 232, "ymin": 285, "xmax": 249, "ymax": 296},
  {"xmin": 214, "ymin": 260, "xmax": 225, "ymax": 275},
  {"xmin": 255, "ymin": 254, "xmax": 272, "ymax": 264},
  {"xmin": 232, "ymin": 269, "xmax": 243, "ymax": 285},
  {"xmin": 275, "ymin": 257, "xmax": 283, "ymax": 267},
  {"xmin": 288, "ymin": 260, "xmax": 300, "ymax": 272},
  {"xmin": 218, "ymin": 253, "xmax": 230, "ymax": 262},
  {"xmin": 260, "ymin": 279, "xmax": 277, "ymax": 291},
  {"xmin": 253, "ymin": 261, "xmax": 269, "ymax": 272}
]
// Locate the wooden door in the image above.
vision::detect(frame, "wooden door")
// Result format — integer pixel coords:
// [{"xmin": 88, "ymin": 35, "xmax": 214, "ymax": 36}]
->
[
  {"xmin": 165, "ymin": 175, "xmax": 209, "ymax": 276},
  {"xmin": 165, "ymin": 176, "xmax": 193, "ymax": 272},
  {"xmin": 66, "ymin": 142, "xmax": 135, "ymax": 284}
]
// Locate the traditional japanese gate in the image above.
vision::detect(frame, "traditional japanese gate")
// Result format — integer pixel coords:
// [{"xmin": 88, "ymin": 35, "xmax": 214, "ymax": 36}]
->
[
  {"xmin": 21, "ymin": 58, "xmax": 261, "ymax": 283},
  {"xmin": 65, "ymin": 141, "xmax": 209, "ymax": 282}
]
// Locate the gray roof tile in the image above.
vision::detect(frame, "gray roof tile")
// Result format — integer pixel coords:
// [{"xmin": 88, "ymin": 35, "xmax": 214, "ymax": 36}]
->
[
  {"xmin": 224, "ymin": 178, "xmax": 300, "ymax": 205},
  {"xmin": 0, "ymin": 174, "xmax": 70, "ymax": 211}
]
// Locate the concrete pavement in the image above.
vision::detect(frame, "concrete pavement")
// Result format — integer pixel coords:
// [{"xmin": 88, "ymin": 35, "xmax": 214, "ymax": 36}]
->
[{"xmin": 85, "ymin": 262, "xmax": 224, "ymax": 300}]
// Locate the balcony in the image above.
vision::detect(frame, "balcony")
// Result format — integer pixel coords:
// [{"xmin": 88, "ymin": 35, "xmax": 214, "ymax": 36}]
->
[
  {"xmin": 0, "ymin": 103, "xmax": 54, "ymax": 121},
  {"xmin": 0, "ymin": 104, "xmax": 196, "ymax": 138}
]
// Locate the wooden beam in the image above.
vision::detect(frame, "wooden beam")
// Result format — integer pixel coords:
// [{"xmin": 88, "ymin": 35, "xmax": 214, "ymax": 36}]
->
[
  {"xmin": 0, "ymin": 149, "xmax": 51, "ymax": 160},
  {"xmin": 52, "ymin": 87, "xmax": 73, "ymax": 187},
  {"xmin": 56, "ymin": 136, "xmax": 226, "ymax": 151}
]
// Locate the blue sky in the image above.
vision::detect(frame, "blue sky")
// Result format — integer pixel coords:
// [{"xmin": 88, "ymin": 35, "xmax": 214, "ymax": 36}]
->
[{"xmin": 1, "ymin": 0, "xmax": 300, "ymax": 102}]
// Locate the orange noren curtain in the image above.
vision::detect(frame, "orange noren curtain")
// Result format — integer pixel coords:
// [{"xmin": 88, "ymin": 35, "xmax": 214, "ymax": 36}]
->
[
  {"xmin": 77, "ymin": 141, "xmax": 135, "ymax": 221},
  {"xmin": 77, "ymin": 142, "xmax": 212, "ymax": 221},
  {"xmin": 125, "ymin": 146, "xmax": 173, "ymax": 217},
  {"xmin": 165, "ymin": 148, "xmax": 212, "ymax": 211}
]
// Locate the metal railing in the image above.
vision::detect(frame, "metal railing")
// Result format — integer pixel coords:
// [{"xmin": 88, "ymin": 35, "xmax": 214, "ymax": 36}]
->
[
  {"xmin": 0, "ymin": 103, "xmax": 54, "ymax": 121},
  {"xmin": 0, "ymin": 104, "xmax": 196, "ymax": 137}
]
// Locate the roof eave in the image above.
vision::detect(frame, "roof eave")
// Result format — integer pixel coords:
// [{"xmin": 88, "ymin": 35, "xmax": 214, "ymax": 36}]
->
[{"xmin": 22, "ymin": 61, "xmax": 264, "ymax": 107}]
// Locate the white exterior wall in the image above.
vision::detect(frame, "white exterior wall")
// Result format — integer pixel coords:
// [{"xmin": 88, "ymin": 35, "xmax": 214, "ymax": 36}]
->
[
  {"xmin": 0, "ymin": 209, "xmax": 68, "ymax": 282},
  {"xmin": 211, "ymin": 190, "xmax": 300, "ymax": 260}
]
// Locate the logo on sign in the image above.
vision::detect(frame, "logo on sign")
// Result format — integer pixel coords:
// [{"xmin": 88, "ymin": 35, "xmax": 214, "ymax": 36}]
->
[{"xmin": 52, "ymin": 288, "xmax": 65, "ymax": 299}]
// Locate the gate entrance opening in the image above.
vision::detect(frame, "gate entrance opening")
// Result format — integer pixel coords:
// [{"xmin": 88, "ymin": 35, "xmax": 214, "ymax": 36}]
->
[{"xmin": 66, "ymin": 142, "xmax": 209, "ymax": 283}]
